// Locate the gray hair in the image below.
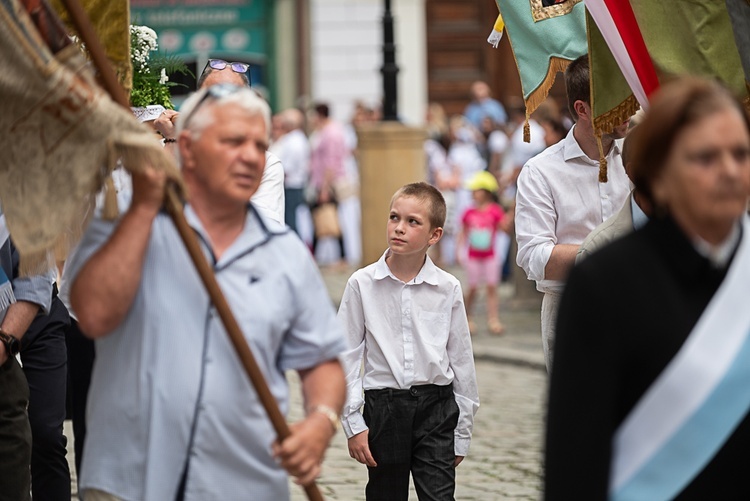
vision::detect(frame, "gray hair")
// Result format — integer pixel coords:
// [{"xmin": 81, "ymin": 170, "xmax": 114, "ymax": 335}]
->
[{"xmin": 175, "ymin": 85, "xmax": 272, "ymax": 141}]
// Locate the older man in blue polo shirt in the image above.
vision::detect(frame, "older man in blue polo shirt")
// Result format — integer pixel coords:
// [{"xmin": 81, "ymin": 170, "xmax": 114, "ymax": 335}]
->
[{"xmin": 67, "ymin": 85, "xmax": 347, "ymax": 501}]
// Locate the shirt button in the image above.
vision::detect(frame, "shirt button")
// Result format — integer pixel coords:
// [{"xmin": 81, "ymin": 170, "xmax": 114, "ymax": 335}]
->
[
  {"xmin": 405, "ymin": 309, "xmax": 410, "ymax": 316},
  {"xmin": 601, "ymin": 194, "xmax": 609, "ymax": 200}
]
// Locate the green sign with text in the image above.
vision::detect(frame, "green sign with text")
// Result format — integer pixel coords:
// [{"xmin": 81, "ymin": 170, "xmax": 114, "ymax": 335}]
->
[{"xmin": 130, "ymin": 0, "xmax": 268, "ymax": 60}]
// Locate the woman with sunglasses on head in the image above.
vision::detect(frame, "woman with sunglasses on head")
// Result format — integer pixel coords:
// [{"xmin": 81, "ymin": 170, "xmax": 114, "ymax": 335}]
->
[
  {"xmin": 154, "ymin": 59, "xmax": 250, "ymax": 142},
  {"xmin": 153, "ymin": 58, "xmax": 287, "ymax": 226},
  {"xmin": 545, "ymin": 76, "xmax": 750, "ymax": 500},
  {"xmin": 198, "ymin": 58, "xmax": 251, "ymax": 88}
]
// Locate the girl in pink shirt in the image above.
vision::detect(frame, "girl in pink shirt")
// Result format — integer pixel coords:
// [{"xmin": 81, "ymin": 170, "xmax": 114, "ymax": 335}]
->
[{"xmin": 459, "ymin": 171, "xmax": 507, "ymax": 335}]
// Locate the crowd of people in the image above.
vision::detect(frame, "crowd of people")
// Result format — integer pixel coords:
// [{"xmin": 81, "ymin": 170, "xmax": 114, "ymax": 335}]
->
[
  {"xmin": 2, "ymin": 27, "xmax": 750, "ymax": 499},
  {"xmin": 424, "ymin": 79, "xmax": 571, "ymax": 334},
  {"xmin": 269, "ymin": 101, "xmax": 380, "ymax": 269}
]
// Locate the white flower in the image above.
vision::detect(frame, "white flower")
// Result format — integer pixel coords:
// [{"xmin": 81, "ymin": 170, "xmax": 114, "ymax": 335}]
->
[
  {"xmin": 159, "ymin": 68, "xmax": 169, "ymax": 85},
  {"xmin": 132, "ymin": 25, "xmax": 158, "ymax": 52}
]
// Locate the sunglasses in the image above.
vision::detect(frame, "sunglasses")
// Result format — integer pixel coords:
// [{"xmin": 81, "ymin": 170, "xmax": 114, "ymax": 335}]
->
[
  {"xmin": 207, "ymin": 59, "xmax": 249, "ymax": 73},
  {"xmin": 182, "ymin": 83, "xmax": 244, "ymax": 129}
]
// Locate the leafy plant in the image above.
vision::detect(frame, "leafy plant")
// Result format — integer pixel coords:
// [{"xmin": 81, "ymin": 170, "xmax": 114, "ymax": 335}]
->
[{"xmin": 130, "ymin": 25, "xmax": 191, "ymax": 109}]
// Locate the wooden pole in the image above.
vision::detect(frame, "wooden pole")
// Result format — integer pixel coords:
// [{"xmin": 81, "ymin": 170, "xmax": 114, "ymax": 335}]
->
[{"xmin": 54, "ymin": 1, "xmax": 324, "ymax": 499}]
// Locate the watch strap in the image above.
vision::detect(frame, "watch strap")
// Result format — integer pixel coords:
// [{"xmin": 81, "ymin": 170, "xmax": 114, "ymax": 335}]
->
[
  {"xmin": 0, "ymin": 329, "xmax": 20, "ymax": 356},
  {"xmin": 308, "ymin": 404, "xmax": 340, "ymax": 433}
]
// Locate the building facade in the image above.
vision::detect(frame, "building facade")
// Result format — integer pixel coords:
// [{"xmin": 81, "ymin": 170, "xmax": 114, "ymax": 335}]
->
[{"xmin": 131, "ymin": 0, "xmax": 551, "ymax": 125}]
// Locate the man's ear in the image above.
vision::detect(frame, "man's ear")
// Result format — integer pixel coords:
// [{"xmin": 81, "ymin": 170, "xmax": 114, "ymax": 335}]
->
[
  {"xmin": 574, "ymin": 100, "xmax": 590, "ymax": 122},
  {"xmin": 429, "ymin": 226, "xmax": 444, "ymax": 246},
  {"xmin": 178, "ymin": 131, "xmax": 194, "ymax": 171}
]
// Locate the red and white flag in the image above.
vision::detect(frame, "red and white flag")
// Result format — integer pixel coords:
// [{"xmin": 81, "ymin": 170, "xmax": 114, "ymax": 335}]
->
[{"xmin": 584, "ymin": 0, "xmax": 659, "ymax": 109}]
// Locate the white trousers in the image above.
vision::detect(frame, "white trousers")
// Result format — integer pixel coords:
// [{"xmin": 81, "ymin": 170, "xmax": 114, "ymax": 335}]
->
[
  {"xmin": 541, "ymin": 292, "xmax": 562, "ymax": 373},
  {"xmin": 338, "ymin": 196, "xmax": 362, "ymax": 266}
]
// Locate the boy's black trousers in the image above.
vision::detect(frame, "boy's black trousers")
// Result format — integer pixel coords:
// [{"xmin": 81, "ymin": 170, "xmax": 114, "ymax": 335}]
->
[{"xmin": 364, "ymin": 383, "xmax": 459, "ymax": 501}]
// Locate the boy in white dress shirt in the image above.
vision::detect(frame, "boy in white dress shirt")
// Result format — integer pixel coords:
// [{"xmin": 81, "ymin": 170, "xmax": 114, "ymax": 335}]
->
[{"xmin": 338, "ymin": 182, "xmax": 480, "ymax": 500}]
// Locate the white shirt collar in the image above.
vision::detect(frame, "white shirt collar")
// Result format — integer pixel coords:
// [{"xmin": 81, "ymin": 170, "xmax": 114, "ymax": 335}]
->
[
  {"xmin": 562, "ymin": 124, "xmax": 622, "ymax": 164},
  {"xmin": 373, "ymin": 249, "xmax": 440, "ymax": 285},
  {"xmin": 692, "ymin": 221, "xmax": 742, "ymax": 268}
]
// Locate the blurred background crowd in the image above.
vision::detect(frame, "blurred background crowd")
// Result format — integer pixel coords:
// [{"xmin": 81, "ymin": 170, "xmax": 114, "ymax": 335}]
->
[{"xmin": 280, "ymin": 80, "xmax": 572, "ymax": 282}]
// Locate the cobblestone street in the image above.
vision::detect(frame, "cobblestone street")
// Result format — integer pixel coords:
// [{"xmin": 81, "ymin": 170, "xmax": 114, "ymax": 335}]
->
[
  {"xmin": 297, "ymin": 265, "xmax": 548, "ymax": 500},
  {"xmin": 66, "ymin": 266, "xmax": 549, "ymax": 500},
  {"xmin": 289, "ymin": 360, "xmax": 546, "ymax": 500}
]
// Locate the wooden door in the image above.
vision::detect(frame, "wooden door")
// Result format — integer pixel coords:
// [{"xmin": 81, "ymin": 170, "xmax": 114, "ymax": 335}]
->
[
  {"xmin": 425, "ymin": 0, "xmax": 567, "ymax": 120},
  {"xmin": 425, "ymin": 0, "xmax": 520, "ymax": 118}
]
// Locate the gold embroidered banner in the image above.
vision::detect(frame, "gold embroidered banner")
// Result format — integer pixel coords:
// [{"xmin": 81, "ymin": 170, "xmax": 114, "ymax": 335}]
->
[
  {"xmin": 50, "ymin": 0, "xmax": 132, "ymax": 93},
  {"xmin": 0, "ymin": 0, "xmax": 180, "ymax": 272}
]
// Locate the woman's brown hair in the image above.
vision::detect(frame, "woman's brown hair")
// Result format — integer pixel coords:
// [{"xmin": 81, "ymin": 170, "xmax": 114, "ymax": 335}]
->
[{"xmin": 629, "ymin": 76, "xmax": 750, "ymax": 206}]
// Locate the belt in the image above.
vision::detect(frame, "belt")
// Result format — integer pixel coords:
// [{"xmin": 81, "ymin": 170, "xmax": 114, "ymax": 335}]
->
[{"xmin": 365, "ymin": 383, "xmax": 454, "ymax": 399}]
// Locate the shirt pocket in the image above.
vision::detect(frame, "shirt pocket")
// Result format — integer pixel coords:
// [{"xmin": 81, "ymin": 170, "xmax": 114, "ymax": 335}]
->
[{"xmin": 419, "ymin": 311, "xmax": 449, "ymax": 347}]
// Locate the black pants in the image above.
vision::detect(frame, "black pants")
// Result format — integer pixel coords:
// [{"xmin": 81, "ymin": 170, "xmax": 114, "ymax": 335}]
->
[
  {"xmin": 364, "ymin": 384, "xmax": 459, "ymax": 501},
  {"xmin": 65, "ymin": 318, "xmax": 95, "ymax": 481},
  {"xmin": 0, "ymin": 355, "xmax": 32, "ymax": 501},
  {"xmin": 21, "ymin": 297, "xmax": 71, "ymax": 501}
]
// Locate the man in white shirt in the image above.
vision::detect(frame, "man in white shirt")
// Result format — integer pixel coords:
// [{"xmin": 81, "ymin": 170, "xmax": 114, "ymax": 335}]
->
[
  {"xmin": 576, "ymin": 120, "xmax": 652, "ymax": 263},
  {"xmin": 269, "ymin": 108, "xmax": 310, "ymax": 235},
  {"xmin": 515, "ymin": 55, "xmax": 632, "ymax": 372}
]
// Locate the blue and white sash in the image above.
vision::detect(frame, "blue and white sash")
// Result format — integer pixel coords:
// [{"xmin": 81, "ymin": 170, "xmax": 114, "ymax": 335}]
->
[
  {"xmin": 0, "ymin": 213, "xmax": 16, "ymax": 311},
  {"xmin": 609, "ymin": 214, "xmax": 750, "ymax": 500}
]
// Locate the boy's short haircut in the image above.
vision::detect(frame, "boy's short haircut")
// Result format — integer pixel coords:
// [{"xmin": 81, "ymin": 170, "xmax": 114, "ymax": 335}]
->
[{"xmin": 390, "ymin": 182, "xmax": 447, "ymax": 230}]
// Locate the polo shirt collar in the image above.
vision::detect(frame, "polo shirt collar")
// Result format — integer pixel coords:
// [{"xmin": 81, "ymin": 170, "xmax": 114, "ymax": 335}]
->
[
  {"xmin": 184, "ymin": 203, "xmax": 270, "ymax": 266},
  {"xmin": 373, "ymin": 249, "xmax": 440, "ymax": 285}
]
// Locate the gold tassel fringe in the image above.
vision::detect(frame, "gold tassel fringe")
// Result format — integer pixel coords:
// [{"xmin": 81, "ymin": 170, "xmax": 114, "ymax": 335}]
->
[
  {"xmin": 592, "ymin": 94, "xmax": 640, "ymax": 137},
  {"xmin": 18, "ymin": 199, "xmax": 93, "ymax": 276},
  {"xmin": 102, "ymin": 175, "xmax": 119, "ymax": 221},
  {"xmin": 591, "ymin": 94, "xmax": 640, "ymax": 183},
  {"xmin": 18, "ymin": 249, "xmax": 55, "ymax": 277},
  {"xmin": 524, "ymin": 56, "xmax": 573, "ymax": 118},
  {"xmin": 521, "ymin": 56, "xmax": 572, "ymax": 144},
  {"xmin": 595, "ymin": 134, "xmax": 608, "ymax": 183},
  {"xmin": 523, "ymin": 115, "xmax": 531, "ymax": 143}
]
